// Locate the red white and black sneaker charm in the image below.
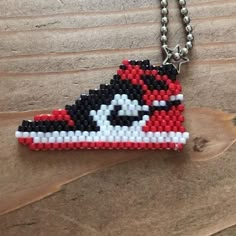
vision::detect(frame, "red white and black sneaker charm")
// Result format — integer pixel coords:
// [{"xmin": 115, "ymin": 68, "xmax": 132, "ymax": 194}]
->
[
  {"xmin": 15, "ymin": 0, "xmax": 193, "ymax": 151},
  {"xmin": 15, "ymin": 60, "xmax": 189, "ymax": 150}
]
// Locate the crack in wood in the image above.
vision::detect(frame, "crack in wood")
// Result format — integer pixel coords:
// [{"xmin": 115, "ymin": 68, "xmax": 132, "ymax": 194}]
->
[
  {"xmin": 35, "ymin": 21, "xmax": 60, "ymax": 28},
  {"xmin": 6, "ymin": 222, "xmax": 37, "ymax": 229}
]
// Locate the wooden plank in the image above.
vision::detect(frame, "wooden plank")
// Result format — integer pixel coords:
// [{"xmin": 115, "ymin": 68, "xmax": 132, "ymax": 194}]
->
[
  {"xmin": 0, "ymin": 16, "xmax": 235, "ymax": 57},
  {"xmin": 0, "ymin": 0, "xmax": 225, "ymax": 17},
  {"xmin": 0, "ymin": 43, "xmax": 235, "ymax": 73},
  {"xmin": 0, "ymin": 143, "xmax": 235, "ymax": 236},
  {"xmin": 0, "ymin": 2, "xmax": 235, "ymax": 32}
]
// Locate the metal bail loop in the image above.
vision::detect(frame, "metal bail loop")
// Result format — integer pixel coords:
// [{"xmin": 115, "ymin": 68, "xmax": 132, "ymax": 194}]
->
[
  {"xmin": 162, "ymin": 44, "xmax": 190, "ymax": 74},
  {"xmin": 160, "ymin": 0, "xmax": 193, "ymax": 73}
]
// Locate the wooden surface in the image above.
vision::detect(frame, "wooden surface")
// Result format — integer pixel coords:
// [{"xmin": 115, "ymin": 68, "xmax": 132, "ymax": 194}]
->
[{"xmin": 0, "ymin": 0, "xmax": 236, "ymax": 235}]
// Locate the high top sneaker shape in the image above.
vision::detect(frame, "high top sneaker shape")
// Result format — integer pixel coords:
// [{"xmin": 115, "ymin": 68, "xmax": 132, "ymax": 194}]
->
[{"xmin": 15, "ymin": 60, "xmax": 189, "ymax": 151}]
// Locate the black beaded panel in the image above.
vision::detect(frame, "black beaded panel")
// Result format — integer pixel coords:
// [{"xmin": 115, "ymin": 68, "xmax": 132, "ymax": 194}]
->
[{"xmin": 18, "ymin": 61, "xmax": 178, "ymax": 133}]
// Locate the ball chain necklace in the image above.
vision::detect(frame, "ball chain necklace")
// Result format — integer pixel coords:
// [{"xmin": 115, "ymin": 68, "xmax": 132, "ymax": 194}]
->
[
  {"xmin": 160, "ymin": 0, "xmax": 193, "ymax": 73},
  {"xmin": 15, "ymin": 0, "xmax": 193, "ymax": 151}
]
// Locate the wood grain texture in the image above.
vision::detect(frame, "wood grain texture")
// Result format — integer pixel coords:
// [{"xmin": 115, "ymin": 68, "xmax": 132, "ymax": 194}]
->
[{"xmin": 0, "ymin": 0, "xmax": 236, "ymax": 235}]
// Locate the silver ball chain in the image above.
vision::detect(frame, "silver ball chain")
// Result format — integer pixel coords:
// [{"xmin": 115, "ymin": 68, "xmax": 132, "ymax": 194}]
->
[{"xmin": 160, "ymin": 0, "xmax": 194, "ymax": 71}]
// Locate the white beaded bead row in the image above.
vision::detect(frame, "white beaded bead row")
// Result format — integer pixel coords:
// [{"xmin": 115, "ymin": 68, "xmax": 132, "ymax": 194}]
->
[{"xmin": 16, "ymin": 130, "xmax": 189, "ymax": 144}]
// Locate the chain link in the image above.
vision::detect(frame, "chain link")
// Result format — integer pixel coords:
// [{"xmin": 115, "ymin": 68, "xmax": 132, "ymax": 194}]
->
[{"xmin": 160, "ymin": 0, "xmax": 193, "ymax": 59}]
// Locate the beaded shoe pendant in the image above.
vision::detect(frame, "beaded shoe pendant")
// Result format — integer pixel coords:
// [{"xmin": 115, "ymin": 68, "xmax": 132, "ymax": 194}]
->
[{"xmin": 15, "ymin": 60, "xmax": 189, "ymax": 151}]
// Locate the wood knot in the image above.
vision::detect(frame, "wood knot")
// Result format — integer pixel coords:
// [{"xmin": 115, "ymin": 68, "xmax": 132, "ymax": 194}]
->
[{"xmin": 193, "ymin": 137, "xmax": 209, "ymax": 152}]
